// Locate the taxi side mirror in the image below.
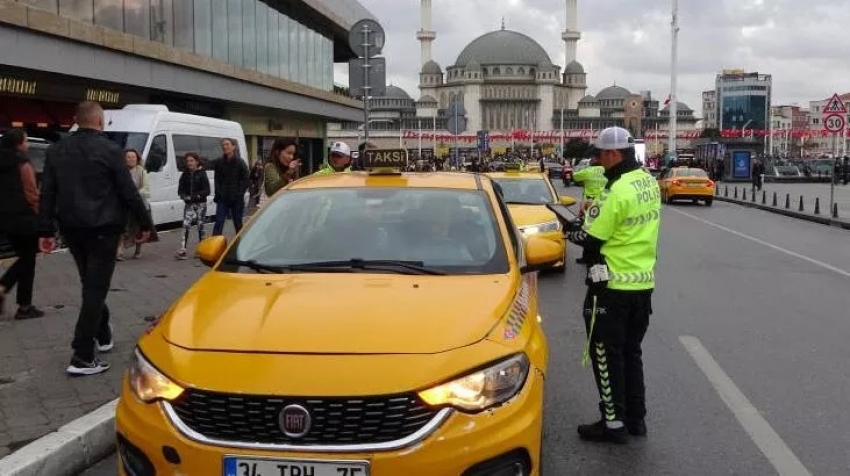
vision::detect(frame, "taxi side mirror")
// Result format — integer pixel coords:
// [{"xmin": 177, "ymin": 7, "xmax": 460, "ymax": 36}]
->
[
  {"xmin": 559, "ymin": 196, "xmax": 577, "ymax": 206},
  {"xmin": 196, "ymin": 236, "xmax": 228, "ymax": 268},
  {"xmin": 521, "ymin": 236, "xmax": 563, "ymax": 274}
]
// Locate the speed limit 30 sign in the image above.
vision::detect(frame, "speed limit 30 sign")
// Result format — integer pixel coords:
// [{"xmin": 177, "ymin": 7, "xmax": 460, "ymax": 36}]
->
[{"xmin": 824, "ymin": 114, "xmax": 845, "ymax": 133}]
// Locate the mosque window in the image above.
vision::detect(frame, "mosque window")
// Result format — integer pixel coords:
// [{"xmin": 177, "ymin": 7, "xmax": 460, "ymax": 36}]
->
[
  {"xmin": 518, "ymin": 67, "xmax": 525, "ymax": 75},
  {"xmin": 493, "ymin": 67, "xmax": 500, "ymax": 75},
  {"xmin": 506, "ymin": 67, "xmax": 513, "ymax": 75}
]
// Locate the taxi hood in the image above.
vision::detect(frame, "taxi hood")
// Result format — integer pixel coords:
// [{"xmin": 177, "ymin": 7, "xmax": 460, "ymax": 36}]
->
[
  {"xmin": 161, "ymin": 272, "xmax": 514, "ymax": 355},
  {"xmin": 506, "ymin": 204, "xmax": 557, "ymax": 227}
]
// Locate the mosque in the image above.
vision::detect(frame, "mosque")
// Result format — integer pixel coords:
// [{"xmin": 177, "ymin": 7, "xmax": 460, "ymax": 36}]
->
[{"xmin": 327, "ymin": 0, "xmax": 699, "ymax": 156}]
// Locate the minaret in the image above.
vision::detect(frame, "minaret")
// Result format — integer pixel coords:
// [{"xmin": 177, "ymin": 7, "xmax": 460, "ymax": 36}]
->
[
  {"xmin": 561, "ymin": 0, "xmax": 581, "ymax": 64},
  {"xmin": 416, "ymin": 0, "xmax": 436, "ymax": 67}
]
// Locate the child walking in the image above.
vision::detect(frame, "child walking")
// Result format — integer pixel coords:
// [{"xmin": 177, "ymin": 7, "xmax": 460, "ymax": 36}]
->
[{"xmin": 176, "ymin": 153, "xmax": 211, "ymax": 260}]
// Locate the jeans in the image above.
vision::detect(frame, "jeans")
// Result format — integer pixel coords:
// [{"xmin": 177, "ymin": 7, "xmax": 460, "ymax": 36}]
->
[
  {"xmin": 0, "ymin": 233, "xmax": 38, "ymax": 306},
  {"xmin": 213, "ymin": 199, "xmax": 245, "ymax": 236},
  {"xmin": 64, "ymin": 230, "xmax": 120, "ymax": 362}
]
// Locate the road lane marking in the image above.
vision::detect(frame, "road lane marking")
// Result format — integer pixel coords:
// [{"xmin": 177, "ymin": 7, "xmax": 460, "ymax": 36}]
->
[
  {"xmin": 668, "ymin": 207, "xmax": 850, "ymax": 279},
  {"xmin": 679, "ymin": 336, "xmax": 812, "ymax": 476}
]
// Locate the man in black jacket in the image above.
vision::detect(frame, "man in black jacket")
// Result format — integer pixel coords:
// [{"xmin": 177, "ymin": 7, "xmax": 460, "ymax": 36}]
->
[
  {"xmin": 212, "ymin": 138, "xmax": 249, "ymax": 236},
  {"xmin": 39, "ymin": 101, "xmax": 152, "ymax": 377}
]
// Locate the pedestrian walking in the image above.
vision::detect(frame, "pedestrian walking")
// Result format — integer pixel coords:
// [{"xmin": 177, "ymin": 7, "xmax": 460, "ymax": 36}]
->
[
  {"xmin": 313, "ymin": 142, "xmax": 352, "ymax": 175},
  {"xmin": 564, "ymin": 126, "xmax": 661, "ymax": 444},
  {"xmin": 176, "ymin": 152, "xmax": 210, "ymax": 260},
  {"xmin": 117, "ymin": 149, "xmax": 150, "ymax": 260},
  {"xmin": 38, "ymin": 101, "xmax": 152, "ymax": 376},
  {"xmin": 0, "ymin": 129, "xmax": 44, "ymax": 320},
  {"xmin": 212, "ymin": 138, "xmax": 249, "ymax": 236}
]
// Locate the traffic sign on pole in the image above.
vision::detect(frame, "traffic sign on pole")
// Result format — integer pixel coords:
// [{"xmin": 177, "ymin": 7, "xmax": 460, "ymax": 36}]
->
[
  {"xmin": 822, "ymin": 93, "xmax": 847, "ymax": 114},
  {"xmin": 348, "ymin": 19, "xmax": 385, "ymax": 58},
  {"xmin": 824, "ymin": 114, "xmax": 845, "ymax": 133}
]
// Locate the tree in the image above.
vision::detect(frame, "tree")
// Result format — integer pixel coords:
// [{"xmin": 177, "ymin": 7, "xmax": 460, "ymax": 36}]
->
[{"xmin": 564, "ymin": 139, "xmax": 590, "ymax": 159}]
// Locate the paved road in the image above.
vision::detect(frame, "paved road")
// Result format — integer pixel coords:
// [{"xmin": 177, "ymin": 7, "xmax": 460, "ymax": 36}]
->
[{"xmin": 84, "ymin": 185, "xmax": 850, "ymax": 475}]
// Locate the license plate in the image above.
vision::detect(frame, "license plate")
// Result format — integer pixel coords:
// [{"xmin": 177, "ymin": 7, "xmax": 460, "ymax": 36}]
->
[
  {"xmin": 686, "ymin": 182, "xmax": 703, "ymax": 187},
  {"xmin": 224, "ymin": 456, "xmax": 369, "ymax": 476}
]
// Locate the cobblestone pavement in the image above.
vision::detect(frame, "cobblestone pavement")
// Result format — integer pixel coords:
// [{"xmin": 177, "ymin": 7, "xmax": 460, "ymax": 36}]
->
[{"xmin": 0, "ymin": 228, "xmax": 227, "ymax": 458}]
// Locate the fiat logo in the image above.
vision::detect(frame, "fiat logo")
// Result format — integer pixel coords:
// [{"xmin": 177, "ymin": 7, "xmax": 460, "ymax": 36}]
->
[{"xmin": 279, "ymin": 404, "xmax": 311, "ymax": 438}]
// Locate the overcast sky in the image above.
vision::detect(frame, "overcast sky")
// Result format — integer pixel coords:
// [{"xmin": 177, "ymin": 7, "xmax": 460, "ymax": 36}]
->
[{"xmin": 334, "ymin": 0, "xmax": 850, "ymax": 120}]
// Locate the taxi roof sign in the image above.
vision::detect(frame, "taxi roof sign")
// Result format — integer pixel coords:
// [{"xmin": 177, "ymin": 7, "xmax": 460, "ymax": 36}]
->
[
  {"xmin": 362, "ymin": 148, "xmax": 408, "ymax": 173},
  {"xmin": 503, "ymin": 162, "xmax": 522, "ymax": 171}
]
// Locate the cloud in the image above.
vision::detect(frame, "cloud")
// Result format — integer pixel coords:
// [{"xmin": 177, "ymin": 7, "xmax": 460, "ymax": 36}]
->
[{"xmin": 335, "ymin": 0, "xmax": 850, "ymax": 119}]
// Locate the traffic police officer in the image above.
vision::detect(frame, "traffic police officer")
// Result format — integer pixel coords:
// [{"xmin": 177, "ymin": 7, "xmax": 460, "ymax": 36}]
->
[
  {"xmin": 572, "ymin": 156, "xmax": 607, "ymax": 264},
  {"xmin": 565, "ymin": 126, "xmax": 661, "ymax": 444},
  {"xmin": 314, "ymin": 142, "xmax": 352, "ymax": 175}
]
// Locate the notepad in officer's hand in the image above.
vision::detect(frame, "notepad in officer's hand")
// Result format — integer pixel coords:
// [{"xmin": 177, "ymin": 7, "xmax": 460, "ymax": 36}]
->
[{"xmin": 546, "ymin": 203, "xmax": 579, "ymax": 228}]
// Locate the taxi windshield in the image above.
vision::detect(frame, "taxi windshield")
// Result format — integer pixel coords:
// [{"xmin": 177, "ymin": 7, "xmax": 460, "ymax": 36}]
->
[
  {"xmin": 674, "ymin": 168, "xmax": 709, "ymax": 178},
  {"xmin": 491, "ymin": 178, "xmax": 556, "ymax": 205},
  {"xmin": 222, "ymin": 188, "xmax": 509, "ymax": 275}
]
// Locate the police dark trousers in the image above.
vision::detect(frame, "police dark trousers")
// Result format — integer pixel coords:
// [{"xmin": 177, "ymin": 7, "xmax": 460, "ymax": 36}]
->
[
  {"xmin": 63, "ymin": 229, "xmax": 119, "ymax": 361},
  {"xmin": 583, "ymin": 286, "xmax": 652, "ymax": 423}
]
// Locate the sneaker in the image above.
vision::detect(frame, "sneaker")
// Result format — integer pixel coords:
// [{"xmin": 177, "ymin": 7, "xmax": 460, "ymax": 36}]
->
[
  {"xmin": 577, "ymin": 419, "xmax": 629, "ymax": 444},
  {"xmin": 66, "ymin": 356, "xmax": 110, "ymax": 376},
  {"xmin": 14, "ymin": 306, "xmax": 45, "ymax": 320},
  {"xmin": 95, "ymin": 323, "xmax": 114, "ymax": 353},
  {"xmin": 175, "ymin": 249, "xmax": 188, "ymax": 260},
  {"xmin": 626, "ymin": 419, "xmax": 647, "ymax": 437}
]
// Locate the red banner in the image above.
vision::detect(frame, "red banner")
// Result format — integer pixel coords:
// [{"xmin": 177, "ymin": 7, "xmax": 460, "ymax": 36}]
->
[{"xmin": 400, "ymin": 128, "xmax": 849, "ymax": 142}]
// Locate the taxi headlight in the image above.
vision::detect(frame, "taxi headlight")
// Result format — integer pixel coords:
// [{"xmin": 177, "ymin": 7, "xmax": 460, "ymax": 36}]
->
[
  {"xmin": 418, "ymin": 354, "xmax": 530, "ymax": 413},
  {"xmin": 520, "ymin": 220, "xmax": 561, "ymax": 235},
  {"xmin": 129, "ymin": 349, "xmax": 184, "ymax": 403}
]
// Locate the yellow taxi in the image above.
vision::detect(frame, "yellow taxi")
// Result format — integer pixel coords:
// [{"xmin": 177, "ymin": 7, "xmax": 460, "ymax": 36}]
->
[
  {"xmin": 115, "ymin": 149, "xmax": 563, "ymax": 476},
  {"xmin": 486, "ymin": 166, "xmax": 577, "ymax": 273},
  {"xmin": 657, "ymin": 166, "xmax": 716, "ymax": 206}
]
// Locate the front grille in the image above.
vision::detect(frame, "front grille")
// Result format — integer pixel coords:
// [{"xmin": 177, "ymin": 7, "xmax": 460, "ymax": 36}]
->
[{"xmin": 169, "ymin": 388, "xmax": 441, "ymax": 446}]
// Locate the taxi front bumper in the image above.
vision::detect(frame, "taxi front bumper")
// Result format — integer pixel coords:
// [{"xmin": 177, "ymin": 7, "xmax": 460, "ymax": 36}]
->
[{"xmin": 115, "ymin": 368, "xmax": 545, "ymax": 476}]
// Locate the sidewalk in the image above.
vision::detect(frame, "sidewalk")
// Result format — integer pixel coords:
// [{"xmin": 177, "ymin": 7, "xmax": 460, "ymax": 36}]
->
[
  {"xmin": 718, "ymin": 181, "xmax": 850, "ymax": 218},
  {"xmin": 0, "ymin": 229, "xmax": 214, "ymax": 458},
  {"xmin": 714, "ymin": 182, "xmax": 850, "ymax": 229}
]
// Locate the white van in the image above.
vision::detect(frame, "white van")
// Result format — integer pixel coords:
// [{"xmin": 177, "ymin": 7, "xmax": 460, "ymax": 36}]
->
[{"xmin": 100, "ymin": 104, "xmax": 249, "ymax": 225}]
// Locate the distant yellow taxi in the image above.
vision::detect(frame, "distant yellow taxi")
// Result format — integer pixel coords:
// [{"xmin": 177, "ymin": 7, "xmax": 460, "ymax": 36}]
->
[
  {"xmin": 658, "ymin": 166, "xmax": 715, "ymax": 206},
  {"xmin": 115, "ymin": 150, "xmax": 562, "ymax": 476},
  {"xmin": 486, "ymin": 167, "xmax": 577, "ymax": 273}
]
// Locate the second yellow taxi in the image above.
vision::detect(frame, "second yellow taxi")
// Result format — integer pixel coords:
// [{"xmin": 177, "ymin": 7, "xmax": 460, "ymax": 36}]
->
[
  {"xmin": 114, "ymin": 149, "xmax": 562, "ymax": 476},
  {"xmin": 486, "ymin": 166, "xmax": 576, "ymax": 273},
  {"xmin": 657, "ymin": 166, "xmax": 716, "ymax": 206}
]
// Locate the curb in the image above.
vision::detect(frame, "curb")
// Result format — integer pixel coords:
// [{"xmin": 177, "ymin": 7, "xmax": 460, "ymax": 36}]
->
[
  {"xmin": 0, "ymin": 399, "xmax": 117, "ymax": 476},
  {"xmin": 715, "ymin": 196, "xmax": 850, "ymax": 230}
]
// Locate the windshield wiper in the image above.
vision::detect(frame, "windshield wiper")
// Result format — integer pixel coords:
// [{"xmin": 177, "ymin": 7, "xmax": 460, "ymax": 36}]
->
[
  {"xmin": 281, "ymin": 259, "xmax": 446, "ymax": 275},
  {"xmin": 223, "ymin": 259, "xmax": 288, "ymax": 274}
]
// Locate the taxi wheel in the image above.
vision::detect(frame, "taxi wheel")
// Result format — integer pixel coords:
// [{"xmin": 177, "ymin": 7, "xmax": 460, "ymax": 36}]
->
[{"xmin": 705, "ymin": 198, "xmax": 713, "ymax": 207}]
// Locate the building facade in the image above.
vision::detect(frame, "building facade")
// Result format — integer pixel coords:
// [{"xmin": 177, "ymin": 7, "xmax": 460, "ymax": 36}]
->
[
  {"xmin": 715, "ymin": 69, "xmax": 772, "ymax": 131},
  {"xmin": 327, "ymin": 0, "xmax": 698, "ymax": 157},
  {"xmin": 702, "ymin": 90, "xmax": 718, "ymax": 129},
  {"xmin": 0, "ymin": 0, "xmax": 372, "ymax": 170}
]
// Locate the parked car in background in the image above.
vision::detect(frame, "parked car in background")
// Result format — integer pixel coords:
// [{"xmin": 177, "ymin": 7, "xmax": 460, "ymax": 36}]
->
[{"xmin": 545, "ymin": 161, "xmax": 564, "ymax": 180}]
